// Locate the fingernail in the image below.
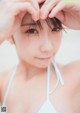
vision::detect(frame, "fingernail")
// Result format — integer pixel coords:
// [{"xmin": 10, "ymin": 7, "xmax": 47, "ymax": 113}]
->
[
  {"xmin": 40, "ymin": 8, "xmax": 44, "ymax": 17},
  {"xmin": 49, "ymin": 14, "xmax": 53, "ymax": 18},
  {"xmin": 41, "ymin": 16, "xmax": 46, "ymax": 19},
  {"xmin": 40, "ymin": 13, "xmax": 45, "ymax": 19},
  {"xmin": 32, "ymin": 16, "xmax": 37, "ymax": 21},
  {"xmin": 40, "ymin": 11, "xmax": 43, "ymax": 17}
]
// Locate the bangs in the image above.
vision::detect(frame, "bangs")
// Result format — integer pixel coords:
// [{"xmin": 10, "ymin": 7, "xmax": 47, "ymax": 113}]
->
[
  {"xmin": 38, "ymin": 2, "xmax": 63, "ymax": 31},
  {"xmin": 21, "ymin": 1, "xmax": 64, "ymax": 31},
  {"xmin": 36, "ymin": 17, "xmax": 63, "ymax": 31}
]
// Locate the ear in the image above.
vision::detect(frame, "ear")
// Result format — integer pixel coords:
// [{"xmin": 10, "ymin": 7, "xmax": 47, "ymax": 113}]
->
[{"xmin": 8, "ymin": 36, "xmax": 15, "ymax": 44}]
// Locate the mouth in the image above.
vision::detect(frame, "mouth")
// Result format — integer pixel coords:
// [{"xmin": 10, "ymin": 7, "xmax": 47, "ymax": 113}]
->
[{"xmin": 36, "ymin": 56, "xmax": 52, "ymax": 60}]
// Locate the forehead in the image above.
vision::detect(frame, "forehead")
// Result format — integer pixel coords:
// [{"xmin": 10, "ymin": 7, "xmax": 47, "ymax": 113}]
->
[
  {"xmin": 21, "ymin": 13, "xmax": 54, "ymax": 30},
  {"xmin": 21, "ymin": 13, "xmax": 34, "ymax": 25},
  {"xmin": 21, "ymin": 13, "xmax": 47, "ymax": 28}
]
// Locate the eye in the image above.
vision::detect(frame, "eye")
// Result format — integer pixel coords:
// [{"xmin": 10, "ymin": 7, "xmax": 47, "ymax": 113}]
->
[
  {"xmin": 52, "ymin": 27, "xmax": 61, "ymax": 32},
  {"xmin": 25, "ymin": 28, "xmax": 38, "ymax": 34}
]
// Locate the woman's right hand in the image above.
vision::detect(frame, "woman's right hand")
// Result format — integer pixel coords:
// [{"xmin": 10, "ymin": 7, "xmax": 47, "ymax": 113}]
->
[{"xmin": 0, "ymin": 0, "xmax": 39, "ymax": 44}]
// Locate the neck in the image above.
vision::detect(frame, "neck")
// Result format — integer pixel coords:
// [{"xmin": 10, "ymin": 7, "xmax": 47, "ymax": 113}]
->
[{"xmin": 17, "ymin": 61, "xmax": 48, "ymax": 80}]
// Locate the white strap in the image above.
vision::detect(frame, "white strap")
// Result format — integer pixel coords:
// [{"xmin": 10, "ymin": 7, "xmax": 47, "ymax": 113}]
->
[
  {"xmin": 49, "ymin": 77, "xmax": 59, "ymax": 94},
  {"xmin": 49, "ymin": 62, "xmax": 60, "ymax": 95},
  {"xmin": 47, "ymin": 63, "xmax": 59, "ymax": 99},
  {"xmin": 1, "ymin": 66, "xmax": 17, "ymax": 107},
  {"xmin": 52, "ymin": 60, "xmax": 64, "ymax": 85},
  {"xmin": 47, "ymin": 60, "xmax": 64, "ymax": 99},
  {"xmin": 47, "ymin": 65, "xmax": 50, "ymax": 100}
]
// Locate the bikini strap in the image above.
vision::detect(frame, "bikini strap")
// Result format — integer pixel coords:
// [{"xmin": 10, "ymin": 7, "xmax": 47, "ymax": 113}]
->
[
  {"xmin": 47, "ymin": 65, "xmax": 50, "ymax": 100},
  {"xmin": 47, "ymin": 60, "xmax": 64, "ymax": 100},
  {"xmin": 52, "ymin": 60, "xmax": 64, "ymax": 85},
  {"xmin": 1, "ymin": 65, "xmax": 17, "ymax": 107}
]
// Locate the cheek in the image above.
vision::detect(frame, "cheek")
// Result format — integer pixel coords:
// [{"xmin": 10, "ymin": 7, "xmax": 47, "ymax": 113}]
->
[
  {"xmin": 56, "ymin": 32, "xmax": 62, "ymax": 50},
  {"xmin": 13, "ymin": 34, "xmax": 39, "ymax": 57},
  {"xmin": 51, "ymin": 32, "xmax": 62, "ymax": 50},
  {"xmin": 56, "ymin": 32, "xmax": 62, "ymax": 44}
]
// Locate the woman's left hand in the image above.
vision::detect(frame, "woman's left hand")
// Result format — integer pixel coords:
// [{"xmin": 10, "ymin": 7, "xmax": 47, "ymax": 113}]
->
[{"xmin": 40, "ymin": 0, "xmax": 80, "ymax": 30}]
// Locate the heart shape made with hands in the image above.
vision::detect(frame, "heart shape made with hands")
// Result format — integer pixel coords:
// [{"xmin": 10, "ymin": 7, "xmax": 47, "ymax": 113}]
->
[{"xmin": 37, "ymin": 0, "xmax": 64, "ymax": 23}]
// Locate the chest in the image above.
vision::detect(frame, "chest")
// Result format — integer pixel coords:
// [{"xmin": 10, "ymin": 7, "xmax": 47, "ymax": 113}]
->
[{"xmin": 1, "ymin": 79, "xmax": 75, "ymax": 113}]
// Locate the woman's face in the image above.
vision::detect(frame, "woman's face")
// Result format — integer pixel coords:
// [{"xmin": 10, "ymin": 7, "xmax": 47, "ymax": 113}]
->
[{"xmin": 13, "ymin": 13, "xmax": 62, "ymax": 68}]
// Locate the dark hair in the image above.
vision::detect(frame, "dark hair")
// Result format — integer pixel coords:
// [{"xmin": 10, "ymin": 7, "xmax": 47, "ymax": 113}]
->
[
  {"xmin": 37, "ymin": 2, "xmax": 64, "ymax": 31},
  {"xmin": 36, "ymin": 17, "xmax": 63, "ymax": 31},
  {"xmin": 21, "ymin": 2, "xmax": 64, "ymax": 32}
]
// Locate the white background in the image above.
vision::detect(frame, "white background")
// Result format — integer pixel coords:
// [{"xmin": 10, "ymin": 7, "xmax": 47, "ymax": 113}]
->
[{"xmin": 0, "ymin": 29, "xmax": 80, "ymax": 72}]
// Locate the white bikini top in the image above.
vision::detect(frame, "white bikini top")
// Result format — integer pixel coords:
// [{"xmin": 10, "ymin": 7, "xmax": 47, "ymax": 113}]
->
[{"xmin": 0, "ymin": 60, "xmax": 64, "ymax": 113}]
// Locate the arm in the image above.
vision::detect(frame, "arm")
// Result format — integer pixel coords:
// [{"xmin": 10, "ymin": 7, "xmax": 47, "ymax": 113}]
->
[
  {"xmin": 0, "ymin": 0, "xmax": 39, "ymax": 44},
  {"xmin": 63, "ymin": 60, "xmax": 80, "ymax": 112},
  {"xmin": 70, "ymin": 60, "xmax": 80, "ymax": 112}
]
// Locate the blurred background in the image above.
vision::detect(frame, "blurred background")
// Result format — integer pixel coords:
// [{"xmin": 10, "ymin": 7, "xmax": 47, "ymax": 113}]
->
[{"xmin": 0, "ymin": 29, "xmax": 80, "ymax": 72}]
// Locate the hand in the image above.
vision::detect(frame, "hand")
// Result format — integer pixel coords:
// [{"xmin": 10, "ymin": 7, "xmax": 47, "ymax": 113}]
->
[
  {"xmin": 40, "ymin": 0, "xmax": 80, "ymax": 30},
  {"xmin": 0, "ymin": 0, "xmax": 39, "ymax": 44}
]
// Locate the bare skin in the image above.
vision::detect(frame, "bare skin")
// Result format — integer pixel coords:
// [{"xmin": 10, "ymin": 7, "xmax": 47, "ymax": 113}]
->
[
  {"xmin": 0, "ymin": 61, "xmax": 80, "ymax": 113},
  {"xmin": 0, "ymin": 0, "xmax": 80, "ymax": 113}
]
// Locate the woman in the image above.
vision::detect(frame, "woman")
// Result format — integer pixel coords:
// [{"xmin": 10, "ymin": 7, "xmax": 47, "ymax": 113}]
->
[{"xmin": 0, "ymin": 0, "xmax": 80, "ymax": 113}]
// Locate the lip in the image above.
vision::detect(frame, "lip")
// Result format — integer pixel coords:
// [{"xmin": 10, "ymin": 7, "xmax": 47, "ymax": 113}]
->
[{"xmin": 36, "ymin": 56, "xmax": 52, "ymax": 60}]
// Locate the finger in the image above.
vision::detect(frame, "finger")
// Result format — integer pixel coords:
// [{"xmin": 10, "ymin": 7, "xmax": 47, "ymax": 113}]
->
[
  {"xmin": 49, "ymin": 2, "xmax": 66, "ymax": 18},
  {"xmin": 37, "ymin": 0, "xmax": 45, "ymax": 3},
  {"xmin": 30, "ymin": 0, "xmax": 39, "ymax": 10},
  {"xmin": 30, "ymin": 0, "xmax": 39, "ymax": 18},
  {"xmin": 12, "ymin": 2, "xmax": 39, "ymax": 20},
  {"xmin": 13, "ymin": 0, "xmax": 39, "ymax": 11},
  {"xmin": 40, "ymin": 0, "xmax": 60, "ymax": 19},
  {"xmin": 54, "ymin": 11, "xmax": 65, "ymax": 23},
  {"xmin": 43, "ymin": 0, "xmax": 60, "ymax": 5},
  {"xmin": 0, "ymin": 34, "xmax": 6, "ymax": 44}
]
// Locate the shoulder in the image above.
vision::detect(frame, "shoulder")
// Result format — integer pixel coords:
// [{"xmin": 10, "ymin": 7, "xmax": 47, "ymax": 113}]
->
[
  {"xmin": 60, "ymin": 60, "xmax": 80, "ymax": 86},
  {"xmin": 61, "ymin": 60, "xmax": 80, "ymax": 86},
  {"xmin": 63, "ymin": 60, "xmax": 80, "ymax": 76},
  {"xmin": 52, "ymin": 60, "xmax": 80, "ymax": 85},
  {"xmin": 0, "ymin": 66, "xmax": 15, "ymax": 102},
  {"xmin": 0, "ymin": 67, "xmax": 14, "ymax": 84},
  {"xmin": 61, "ymin": 60, "xmax": 80, "ymax": 112}
]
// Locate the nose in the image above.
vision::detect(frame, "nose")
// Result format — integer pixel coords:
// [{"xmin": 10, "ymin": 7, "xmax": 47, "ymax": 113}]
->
[{"xmin": 40, "ymin": 35, "xmax": 53, "ymax": 53}]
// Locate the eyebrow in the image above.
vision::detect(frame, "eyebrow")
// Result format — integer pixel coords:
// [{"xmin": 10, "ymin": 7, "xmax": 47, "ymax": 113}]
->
[{"xmin": 21, "ymin": 22, "xmax": 37, "ymax": 26}]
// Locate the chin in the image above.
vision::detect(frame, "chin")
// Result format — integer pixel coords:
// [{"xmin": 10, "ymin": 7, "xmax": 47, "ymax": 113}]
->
[{"xmin": 35, "ymin": 61, "xmax": 52, "ymax": 69}]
